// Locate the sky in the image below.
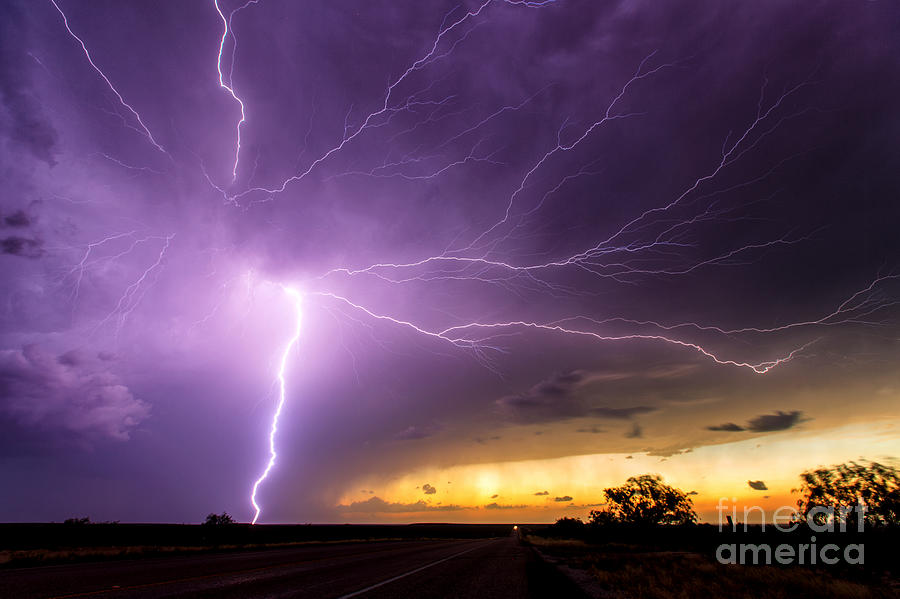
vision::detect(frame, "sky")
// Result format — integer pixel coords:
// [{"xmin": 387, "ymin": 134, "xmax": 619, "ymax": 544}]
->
[{"xmin": 1, "ymin": 0, "xmax": 899, "ymax": 525}]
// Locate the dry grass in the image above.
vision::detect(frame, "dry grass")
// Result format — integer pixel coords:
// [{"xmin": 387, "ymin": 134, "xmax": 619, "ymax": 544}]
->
[
  {"xmin": 524, "ymin": 535, "xmax": 588, "ymax": 549},
  {"xmin": 0, "ymin": 538, "xmax": 416, "ymax": 569},
  {"xmin": 0, "ymin": 545, "xmax": 242, "ymax": 567},
  {"xmin": 582, "ymin": 551, "xmax": 895, "ymax": 599}
]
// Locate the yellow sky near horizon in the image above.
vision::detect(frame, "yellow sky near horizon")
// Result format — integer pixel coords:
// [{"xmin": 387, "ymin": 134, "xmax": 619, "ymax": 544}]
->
[{"xmin": 334, "ymin": 418, "xmax": 900, "ymax": 524}]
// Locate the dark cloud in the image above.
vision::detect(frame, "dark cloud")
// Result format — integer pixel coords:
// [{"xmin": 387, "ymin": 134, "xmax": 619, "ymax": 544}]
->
[
  {"xmin": 495, "ymin": 371, "xmax": 586, "ymax": 423},
  {"xmin": 747, "ymin": 411, "xmax": 805, "ymax": 432},
  {"xmin": 3, "ymin": 211, "xmax": 31, "ymax": 228},
  {"xmin": 0, "ymin": 345, "xmax": 149, "ymax": 442},
  {"xmin": 1, "ymin": 236, "xmax": 43, "ymax": 258},
  {"xmin": 422, "ymin": 483, "xmax": 436, "ymax": 495},
  {"xmin": 748, "ymin": 480, "xmax": 768, "ymax": 491},
  {"xmin": 554, "ymin": 495, "xmax": 573, "ymax": 502},
  {"xmin": 625, "ymin": 423, "xmax": 643, "ymax": 439},
  {"xmin": 534, "ymin": 490, "xmax": 549, "ymax": 496},
  {"xmin": 576, "ymin": 426, "xmax": 605, "ymax": 434},
  {"xmin": 497, "ymin": 370, "xmax": 661, "ymax": 424},
  {"xmin": 707, "ymin": 422, "xmax": 745, "ymax": 432},
  {"xmin": 336, "ymin": 496, "xmax": 464, "ymax": 513},
  {"xmin": 491, "ymin": 494, "xmax": 498, "ymax": 499},
  {"xmin": 708, "ymin": 411, "xmax": 806, "ymax": 433}
]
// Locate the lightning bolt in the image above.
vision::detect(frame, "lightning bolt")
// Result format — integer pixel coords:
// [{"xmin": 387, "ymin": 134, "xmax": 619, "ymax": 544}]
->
[
  {"xmin": 213, "ymin": 0, "xmax": 258, "ymax": 184},
  {"xmin": 250, "ymin": 286, "xmax": 303, "ymax": 524},
  {"xmin": 49, "ymin": 0, "xmax": 166, "ymax": 154}
]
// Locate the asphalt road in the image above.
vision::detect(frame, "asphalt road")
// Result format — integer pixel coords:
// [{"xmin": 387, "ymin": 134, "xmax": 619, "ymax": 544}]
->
[{"xmin": 0, "ymin": 536, "xmax": 589, "ymax": 599}]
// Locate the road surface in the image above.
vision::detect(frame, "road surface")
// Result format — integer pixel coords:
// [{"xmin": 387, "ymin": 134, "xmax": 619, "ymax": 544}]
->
[{"xmin": 0, "ymin": 536, "xmax": 588, "ymax": 598}]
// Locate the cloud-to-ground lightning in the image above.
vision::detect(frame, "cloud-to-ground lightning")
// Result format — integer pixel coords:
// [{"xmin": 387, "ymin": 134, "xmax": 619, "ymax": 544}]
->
[{"xmin": 250, "ymin": 287, "xmax": 303, "ymax": 524}]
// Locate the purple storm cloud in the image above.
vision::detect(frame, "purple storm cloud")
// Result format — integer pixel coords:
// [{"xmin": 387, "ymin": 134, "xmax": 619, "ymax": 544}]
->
[{"xmin": 0, "ymin": 0, "xmax": 898, "ymax": 522}]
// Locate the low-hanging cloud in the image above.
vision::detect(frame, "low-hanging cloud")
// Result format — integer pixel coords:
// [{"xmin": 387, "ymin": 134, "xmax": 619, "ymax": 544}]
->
[
  {"xmin": 746, "ymin": 411, "xmax": 804, "ymax": 432},
  {"xmin": 707, "ymin": 411, "xmax": 805, "ymax": 433},
  {"xmin": 707, "ymin": 422, "xmax": 745, "ymax": 432},
  {"xmin": 748, "ymin": 480, "xmax": 768, "ymax": 491}
]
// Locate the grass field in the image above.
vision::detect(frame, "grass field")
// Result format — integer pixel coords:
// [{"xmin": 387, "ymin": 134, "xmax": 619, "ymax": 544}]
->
[
  {"xmin": 522, "ymin": 525, "xmax": 900, "ymax": 598},
  {"xmin": 0, "ymin": 522, "xmax": 514, "ymax": 568}
]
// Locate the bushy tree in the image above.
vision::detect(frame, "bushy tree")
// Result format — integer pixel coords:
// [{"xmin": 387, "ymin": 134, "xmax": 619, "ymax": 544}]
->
[
  {"xmin": 589, "ymin": 474, "xmax": 696, "ymax": 526},
  {"xmin": 203, "ymin": 512, "xmax": 236, "ymax": 526},
  {"xmin": 795, "ymin": 461, "xmax": 900, "ymax": 527},
  {"xmin": 548, "ymin": 516, "xmax": 586, "ymax": 537}
]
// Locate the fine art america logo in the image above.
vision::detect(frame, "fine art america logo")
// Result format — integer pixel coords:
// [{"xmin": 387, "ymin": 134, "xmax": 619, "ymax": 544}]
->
[{"xmin": 715, "ymin": 498, "xmax": 867, "ymax": 565}]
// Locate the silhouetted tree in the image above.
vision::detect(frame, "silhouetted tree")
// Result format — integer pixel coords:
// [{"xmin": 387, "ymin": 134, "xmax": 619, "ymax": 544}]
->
[
  {"xmin": 589, "ymin": 474, "xmax": 696, "ymax": 526},
  {"xmin": 795, "ymin": 461, "xmax": 900, "ymax": 528},
  {"xmin": 203, "ymin": 512, "xmax": 236, "ymax": 526},
  {"xmin": 548, "ymin": 516, "xmax": 586, "ymax": 537},
  {"xmin": 63, "ymin": 517, "xmax": 91, "ymax": 526}
]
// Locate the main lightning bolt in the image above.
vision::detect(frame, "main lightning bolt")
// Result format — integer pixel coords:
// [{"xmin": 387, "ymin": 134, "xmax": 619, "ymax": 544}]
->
[{"xmin": 250, "ymin": 286, "xmax": 303, "ymax": 524}]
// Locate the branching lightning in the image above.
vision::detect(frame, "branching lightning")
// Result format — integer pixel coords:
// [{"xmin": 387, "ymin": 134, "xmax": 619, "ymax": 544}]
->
[{"xmin": 49, "ymin": 0, "xmax": 167, "ymax": 154}]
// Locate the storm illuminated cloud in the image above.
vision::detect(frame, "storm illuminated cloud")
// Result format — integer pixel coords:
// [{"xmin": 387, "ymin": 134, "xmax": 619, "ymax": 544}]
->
[{"xmin": 0, "ymin": 345, "xmax": 148, "ymax": 442}]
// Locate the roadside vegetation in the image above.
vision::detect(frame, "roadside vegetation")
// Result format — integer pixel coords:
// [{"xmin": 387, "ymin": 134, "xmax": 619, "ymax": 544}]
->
[{"xmin": 523, "ymin": 462, "xmax": 899, "ymax": 598}]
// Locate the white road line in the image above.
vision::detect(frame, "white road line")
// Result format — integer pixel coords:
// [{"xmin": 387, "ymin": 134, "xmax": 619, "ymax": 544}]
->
[{"xmin": 336, "ymin": 541, "xmax": 490, "ymax": 598}]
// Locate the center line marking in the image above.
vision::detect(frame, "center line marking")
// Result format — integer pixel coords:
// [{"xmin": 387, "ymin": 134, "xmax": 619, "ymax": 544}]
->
[{"xmin": 336, "ymin": 540, "xmax": 491, "ymax": 598}]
